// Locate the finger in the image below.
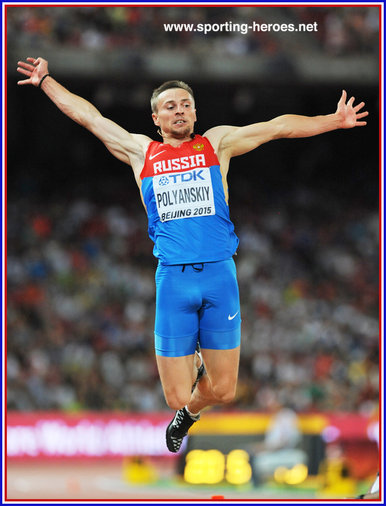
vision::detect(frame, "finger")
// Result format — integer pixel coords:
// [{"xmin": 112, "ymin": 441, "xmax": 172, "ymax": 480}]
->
[
  {"xmin": 348, "ymin": 96, "xmax": 355, "ymax": 107},
  {"xmin": 17, "ymin": 61, "xmax": 35, "ymax": 72},
  {"xmin": 16, "ymin": 67, "xmax": 31, "ymax": 77},
  {"xmin": 353, "ymin": 102, "xmax": 365, "ymax": 112},
  {"xmin": 26, "ymin": 57, "xmax": 37, "ymax": 64},
  {"xmin": 30, "ymin": 56, "xmax": 44, "ymax": 68},
  {"xmin": 356, "ymin": 111, "xmax": 369, "ymax": 119},
  {"xmin": 339, "ymin": 89, "xmax": 347, "ymax": 103},
  {"xmin": 355, "ymin": 121, "xmax": 367, "ymax": 126},
  {"xmin": 17, "ymin": 79, "xmax": 31, "ymax": 85}
]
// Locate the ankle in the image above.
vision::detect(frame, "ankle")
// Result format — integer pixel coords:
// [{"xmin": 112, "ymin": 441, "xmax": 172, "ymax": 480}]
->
[{"xmin": 185, "ymin": 405, "xmax": 200, "ymax": 420}]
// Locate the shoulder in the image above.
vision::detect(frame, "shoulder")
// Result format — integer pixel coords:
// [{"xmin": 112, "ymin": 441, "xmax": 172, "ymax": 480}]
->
[
  {"xmin": 128, "ymin": 135, "xmax": 155, "ymax": 182},
  {"xmin": 130, "ymin": 133, "xmax": 154, "ymax": 153},
  {"xmin": 203, "ymin": 125, "xmax": 237, "ymax": 151},
  {"xmin": 144, "ymin": 138, "xmax": 162, "ymax": 154}
]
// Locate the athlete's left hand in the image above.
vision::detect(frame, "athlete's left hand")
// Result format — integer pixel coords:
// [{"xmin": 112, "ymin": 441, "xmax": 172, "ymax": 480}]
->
[{"xmin": 336, "ymin": 90, "xmax": 368, "ymax": 128}]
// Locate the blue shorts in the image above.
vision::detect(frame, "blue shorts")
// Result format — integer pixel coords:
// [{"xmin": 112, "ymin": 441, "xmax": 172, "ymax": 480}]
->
[{"xmin": 154, "ymin": 258, "xmax": 241, "ymax": 357}]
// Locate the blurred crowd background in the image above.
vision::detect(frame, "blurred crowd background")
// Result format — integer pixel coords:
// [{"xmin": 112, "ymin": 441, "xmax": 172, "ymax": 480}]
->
[
  {"xmin": 7, "ymin": 5, "xmax": 378, "ymax": 83},
  {"xmin": 7, "ymin": 5, "xmax": 378, "ymax": 56},
  {"xmin": 7, "ymin": 5, "xmax": 379, "ymax": 416}
]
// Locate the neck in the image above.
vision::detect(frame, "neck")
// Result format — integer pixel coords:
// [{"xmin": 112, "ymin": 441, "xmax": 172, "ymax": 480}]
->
[
  {"xmin": 163, "ymin": 137, "xmax": 192, "ymax": 147},
  {"xmin": 159, "ymin": 130, "xmax": 195, "ymax": 147}
]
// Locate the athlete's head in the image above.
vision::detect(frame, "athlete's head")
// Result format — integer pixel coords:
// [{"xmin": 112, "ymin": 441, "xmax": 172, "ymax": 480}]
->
[
  {"xmin": 151, "ymin": 81, "xmax": 196, "ymax": 139},
  {"xmin": 151, "ymin": 80, "xmax": 194, "ymax": 113}
]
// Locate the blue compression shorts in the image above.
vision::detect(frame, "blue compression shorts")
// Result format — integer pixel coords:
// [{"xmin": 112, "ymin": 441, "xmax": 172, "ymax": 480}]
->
[{"xmin": 154, "ymin": 258, "xmax": 241, "ymax": 357}]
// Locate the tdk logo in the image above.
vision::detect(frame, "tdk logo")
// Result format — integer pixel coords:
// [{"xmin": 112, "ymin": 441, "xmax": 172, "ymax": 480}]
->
[
  {"xmin": 158, "ymin": 176, "xmax": 169, "ymax": 186},
  {"xmin": 168, "ymin": 170, "xmax": 206, "ymax": 184}
]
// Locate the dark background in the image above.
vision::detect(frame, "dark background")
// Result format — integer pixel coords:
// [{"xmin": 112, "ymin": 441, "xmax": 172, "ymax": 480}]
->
[{"xmin": 8, "ymin": 80, "xmax": 378, "ymax": 211}]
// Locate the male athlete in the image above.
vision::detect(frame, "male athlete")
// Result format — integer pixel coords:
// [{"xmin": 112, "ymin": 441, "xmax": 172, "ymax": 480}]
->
[{"xmin": 17, "ymin": 57, "xmax": 368, "ymax": 453}]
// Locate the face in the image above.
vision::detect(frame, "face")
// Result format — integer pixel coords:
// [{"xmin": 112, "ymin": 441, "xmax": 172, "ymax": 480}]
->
[{"xmin": 152, "ymin": 88, "xmax": 196, "ymax": 139}]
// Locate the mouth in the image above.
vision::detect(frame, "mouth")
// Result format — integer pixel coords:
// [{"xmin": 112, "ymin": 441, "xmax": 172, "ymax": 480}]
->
[{"xmin": 173, "ymin": 119, "xmax": 186, "ymax": 126}]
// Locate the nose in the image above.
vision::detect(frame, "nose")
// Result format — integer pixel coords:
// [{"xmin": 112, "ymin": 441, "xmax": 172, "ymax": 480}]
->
[{"xmin": 176, "ymin": 104, "xmax": 185, "ymax": 114}]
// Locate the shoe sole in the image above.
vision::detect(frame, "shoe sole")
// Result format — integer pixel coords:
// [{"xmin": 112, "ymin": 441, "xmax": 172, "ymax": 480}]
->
[{"xmin": 166, "ymin": 419, "xmax": 185, "ymax": 453}]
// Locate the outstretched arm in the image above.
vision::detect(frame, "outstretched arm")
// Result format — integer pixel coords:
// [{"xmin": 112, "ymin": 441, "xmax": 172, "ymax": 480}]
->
[
  {"xmin": 207, "ymin": 90, "xmax": 368, "ymax": 159},
  {"xmin": 17, "ymin": 57, "xmax": 151, "ymax": 170}
]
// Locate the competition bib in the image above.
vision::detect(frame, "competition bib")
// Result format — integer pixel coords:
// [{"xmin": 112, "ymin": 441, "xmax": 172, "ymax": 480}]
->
[{"xmin": 153, "ymin": 167, "xmax": 216, "ymax": 222}]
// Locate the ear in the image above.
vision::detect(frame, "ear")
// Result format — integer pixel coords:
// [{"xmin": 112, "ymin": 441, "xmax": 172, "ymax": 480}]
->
[
  {"xmin": 152, "ymin": 112, "xmax": 160, "ymax": 126},
  {"xmin": 193, "ymin": 109, "xmax": 197, "ymax": 123}
]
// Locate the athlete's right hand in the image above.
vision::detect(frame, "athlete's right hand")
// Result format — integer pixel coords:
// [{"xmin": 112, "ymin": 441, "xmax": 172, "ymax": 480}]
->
[{"xmin": 17, "ymin": 57, "xmax": 49, "ymax": 87}]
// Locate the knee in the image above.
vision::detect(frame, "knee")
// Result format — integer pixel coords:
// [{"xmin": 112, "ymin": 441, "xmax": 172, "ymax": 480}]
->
[
  {"xmin": 163, "ymin": 388, "xmax": 191, "ymax": 411},
  {"xmin": 212, "ymin": 380, "xmax": 237, "ymax": 404}
]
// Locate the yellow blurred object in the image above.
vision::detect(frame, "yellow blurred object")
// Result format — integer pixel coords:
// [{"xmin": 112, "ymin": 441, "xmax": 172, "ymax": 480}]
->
[
  {"xmin": 317, "ymin": 455, "xmax": 356, "ymax": 498},
  {"xmin": 184, "ymin": 449, "xmax": 225, "ymax": 484},
  {"xmin": 225, "ymin": 450, "xmax": 252, "ymax": 485},
  {"xmin": 122, "ymin": 456, "xmax": 158, "ymax": 484},
  {"xmin": 348, "ymin": 360, "xmax": 366, "ymax": 384},
  {"xmin": 318, "ymin": 477, "xmax": 356, "ymax": 498},
  {"xmin": 274, "ymin": 463, "xmax": 308, "ymax": 485},
  {"xmin": 184, "ymin": 449, "xmax": 252, "ymax": 485},
  {"xmin": 189, "ymin": 413, "xmax": 328, "ymax": 435}
]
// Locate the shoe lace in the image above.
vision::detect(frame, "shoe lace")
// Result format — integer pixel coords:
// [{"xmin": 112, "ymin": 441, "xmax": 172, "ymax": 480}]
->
[
  {"xmin": 171, "ymin": 408, "xmax": 197, "ymax": 437},
  {"xmin": 174, "ymin": 410, "xmax": 184, "ymax": 429}
]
